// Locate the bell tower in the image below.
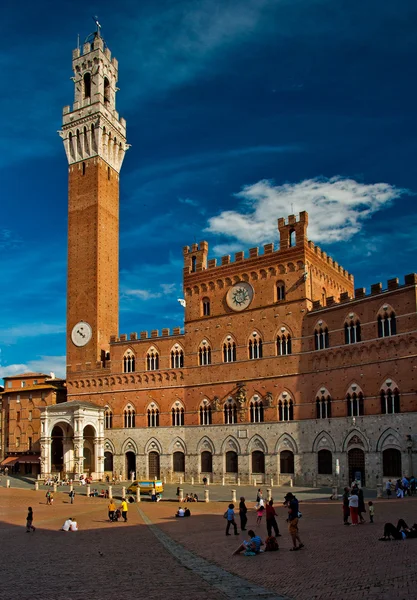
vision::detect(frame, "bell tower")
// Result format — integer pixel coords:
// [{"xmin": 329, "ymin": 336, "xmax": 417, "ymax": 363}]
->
[{"xmin": 60, "ymin": 30, "xmax": 128, "ymax": 375}]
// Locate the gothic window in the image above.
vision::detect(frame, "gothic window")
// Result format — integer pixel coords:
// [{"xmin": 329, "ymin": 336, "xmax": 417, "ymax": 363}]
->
[
  {"xmin": 224, "ymin": 401, "xmax": 238, "ymax": 424},
  {"xmin": 68, "ymin": 132, "xmax": 75, "ymax": 160},
  {"xmin": 198, "ymin": 341, "xmax": 212, "ymax": 366},
  {"xmin": 123, "ymin": 351, "xmax": 135, "ymax": 373},
  {"xmin": 314, "ymin": 325, "xmax": 329, "ymax": 350},
  {"xmin": 202, "ymin": 297, "xmax": 211, "ymax": 316},
  {"xmin": 191, "ymin": 256, "xmax": 197, "ymax": 272},
  {"xmin": 147, "ymin": 406, "xmax": 160, "ymax": 427},
  {"xmin": 105, "ymin": 407, "xmax": 113, "ymax": 429},
  {"xmin": 345, "ymin": 318, "xmax": 361, "ymax": 344},
  {"xmin": 171, "ymin": 404, "xmax": 185, "ymax": 426},
  {"xmin": 76, "ymin": 129, "xmax": 82, "ymax": 156},
  {"xmin": 170, "ymin": 348, "xmax": 184, "ymax": 369},
  {"xmin": 201, "ymin": 451, "xmax": 213, "ymax": 473},
  {"xmin": 277, "ymin": 331, "xmax": 292, "ymax": 355},
  {"xmin": 380, "ymin": 388, "xmax": 400, "ymax": 414},
  {"xmin": 123, "ymin": 405, "xmax": 135, "ymax": 428},
  {"xmin": 173, "ymin": 451, "xmax": 185, "ymax": 472},
  {"xmin": 104, "ymin": 77, "xmax": 110, "ymax": 103},
  {"xmin": 199, "ymin": 402, "xmax": 212, "ymax": 425},
  {"xmin": 378, "ymin": 311, "xmax": 397, "ymax": 338},
  {"xmin": 223, "ymin": 340, "xmax": 236, "ymax": 363},
  {"xmin": 346, "ymin": 392, "xmax": 364, "ymax": 417},
  {"xmin": 91, "ymin": 123, "xmax": 97, "ymax": 153},
  {"xmin": 250, "ymin": 400, "xmax": 264, "ymax": 423},
  {"xmin": 276, "ymin": 281, "xmax": 285, "ymax": 301},
  {"xmin": 84, "ymin": 73, "xmax": 91, "ymax": 98},
  {"xmin": 316, "ymin": 394, "xmax": 332, "ymax": 419},
  {"xmin": 248, "ymin": 333, "xmax": 263, "ymax": 359},
  {"xmin": 289, "ymin": 229, "xmax": 296, "ymax": 247},
  {"xmin": 146, "ymin": 348, "xmax": 159, "ymax": 371},
  {"xmin": 383, "ymin": 449, "xmax": 402, "ymax": 477},
  {"xmin": 278, "ymin": 396, "xmax": 294, "ymax": 421},
  {"xmin": 318, "ymin": 449, "xmax": 333, "ymax": 474}
]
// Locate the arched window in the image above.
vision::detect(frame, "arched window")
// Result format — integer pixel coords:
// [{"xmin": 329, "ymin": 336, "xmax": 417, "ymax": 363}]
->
[
  {"xmin": 316, "ymin": 392, "xmax": 332, "ymax": 419},
  {"xmin": 346, "ymin": 392, "xmax": 364, "ymax": 417},
  {"xmin": 123, "ymin": 406, "xmax": 135, "ymax": 428},
  {"xmin": 104, "ymin": 451, "xmax": 113, "ymax": 471},
  {"xmin": 83, "ymin": 72, "xmax": 91, "ymax": 98},
  {"xmin": 378, "ymin": 311, "xmax": 397, "ymax": 338},
  {"xmin": 252, "ymin": 451, "xmax": 265, "ymax": 473},
  {"xmin": 76, "ymin": 129, "xmax": 82, "ymax": 156},
  {"xmin": 91, "ymin": 123, "xmax": 97, "ymax": 153},
  {"xmin": 280, "ymin": 450, "xmax": 294, "ymax": 474},
  {"xmin": 344, "ymin": 318, "xmax": 361, "ymax": 344},
  {"xmin": 277, "ymin": 331, "xmax": 292, "ymax": 355},
  {"xmin": 278, "ymin": 395, "xmax": 294, "ymax": 421},
  {"xmin": 202, "ymin": 297, "xmax": 210, "ymax": 316},
  {"xmin": 289, "ymin": 229, "xmax": 296, "ymax": 247},
  {"xmin": 248, "ymin": 333, "xmax": 263, "ymax": 359},
  {"xmin": 198, "ymin": 341, "xmax": 212, "ymax": 366},
  {"xmin": 223, "ymin": 340, "xmax": 236, "ymax": 363},
  {"xmin": 224, "ymin": 401, "xmax": 237, "ymax": 424},
  {"xmin": 147, "ymin": 406, "xmax": 160, "ymax": 427},
  {"xmin": 68, "ymin": 131, "xmax": 75, "ymax": 160},
  {"xmin": 276, "ymin": 281, "xmax": 285, "ymax": 301},
  {"xmin": 250, "ymin": 400, "xmax": 264, "ymax": 423},
  {"xmin": 104, "ymin": 77, "xmax": 110, "ymax": 103},
  {"xmin": 318, "ymin": 449, "xmax": 333, "ymax": 474},
  {"xmin": 383, "ymin": 448, "xmax": 402, "ymax": 477},
  {"xmin": 146, "ymin": 348, "xmax": 159, "ymax": 371},
  {"xmin": 199, "ymin": 402, "xmax": 212, "ymax": 425},
  {"xmin": 314, "ymin": 326, "xmax": 329, "ymax": 350},
  {"xmin": 123, "ymin": 351, "xmax": 135, "ymax": 373},
  {"xmin": 104, "ymin": 407, "xmax": 113, "ymax": 429},
  {"xmin": 191, "ymin": 256, "xmax": 197, "ymax": 272},
  {"xmin": 170, "ymin": 348, "xmax": 184, "ymax": 368},
  {"xmin": 173, "ymin": 451, "xmax": 185, "ymax": 472},
  {"xmin": 380, "ymin": 388, "xmax": 400, "ymax": 414},
  {"xmin": 171, "ymin": 405, "xmax": 185, "ymax": 426},
  {"xmin": 226, "ymin": 451, "xmax": 238, "ymax": 473},
  {"xmin": 201, "ymin": 451, "xmax": 212, "ymax": 473}
]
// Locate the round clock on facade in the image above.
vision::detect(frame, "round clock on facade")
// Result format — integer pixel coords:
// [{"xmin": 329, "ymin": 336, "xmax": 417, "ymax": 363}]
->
[
  {"xmin": 226, "ymin": 282, "xmax": 254, "ymax": 311},
  {"xmin": 71, "ymin": 321, "xmax": 92, "ymax": 347}
]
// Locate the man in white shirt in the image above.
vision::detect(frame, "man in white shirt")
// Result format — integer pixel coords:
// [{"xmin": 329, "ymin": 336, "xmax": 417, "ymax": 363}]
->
[
  {"xmin": 176, "ymin": 507, "xmax": 185, "ymax": 517},
  {"xmin": 69, "ymin": 520, "xmax": 78, "ymax": 531},
  {"xmin": 61, "ymin": 518, "xmax": 72, "ymax": 531}
]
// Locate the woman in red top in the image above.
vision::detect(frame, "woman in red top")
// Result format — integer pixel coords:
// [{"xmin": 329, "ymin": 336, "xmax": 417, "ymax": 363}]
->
[{"xmin": 265, "ymin": 499, "xmax": 281, "ymax": 537}]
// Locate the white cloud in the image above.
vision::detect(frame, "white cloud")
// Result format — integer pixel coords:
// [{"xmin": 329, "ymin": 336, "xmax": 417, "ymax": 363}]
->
[
  {"xmin": 206, "ymin": 177, "xmax": 407, "ymax": 245},
  {"xmin": 178, "ymin": 197, "xmax": 199, "ymax": 207},
  {"xmin": 161, "ymin": 283, "xmax": 177, "ymax": 294},
  {"xmin": 0, "ymin": 323, "xmax": 66, "ymax": 345},
  {"xmin": 0, "ymin": 355, "xmax": 66, "ymax": 383},
  {"xmin": 122, "ymin": 289, "xmax": 162, "ymax": 300}
]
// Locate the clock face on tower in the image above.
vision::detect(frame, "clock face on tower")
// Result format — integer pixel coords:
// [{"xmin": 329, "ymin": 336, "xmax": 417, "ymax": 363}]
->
[
  {"xmin": 226, "ymin": 282, "xmax": 254, "ymax": 312},
  {"xmin": 71, "ymin": 321, "xmax": 93, "ymax": 347}
]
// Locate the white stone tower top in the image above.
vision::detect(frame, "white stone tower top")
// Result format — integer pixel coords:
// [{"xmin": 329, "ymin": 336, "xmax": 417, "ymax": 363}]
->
[{"xmin": 59, "ymin": 31, "xmax": 128, "ymax": 173}]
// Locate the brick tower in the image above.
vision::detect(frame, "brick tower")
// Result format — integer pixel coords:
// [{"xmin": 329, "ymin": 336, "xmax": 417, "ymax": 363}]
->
[{"xmin": 60, "ymin": 30, "xmax": 128, "ymax": 374}]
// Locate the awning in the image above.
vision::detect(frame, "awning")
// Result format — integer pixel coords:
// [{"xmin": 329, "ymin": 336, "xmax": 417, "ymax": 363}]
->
[
  {"xmin": 19, "ymin": 456, "xmax": 40, "ymax": 464},
  {"xmin": 0, "ymin": 457, "xmax": 19, "ymax": 466}
]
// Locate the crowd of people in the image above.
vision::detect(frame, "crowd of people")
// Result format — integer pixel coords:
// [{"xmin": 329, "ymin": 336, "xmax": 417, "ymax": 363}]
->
[{"xmin": 385, "ymin": 476, "xmax": 416, "ymax": 498}]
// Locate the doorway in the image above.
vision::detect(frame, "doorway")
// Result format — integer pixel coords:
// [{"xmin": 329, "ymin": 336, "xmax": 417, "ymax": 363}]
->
[
  {"xmin": 348, "ymin": 448, "xmax": 365, "ymax": 486},
  {"xmin": 125, "ymin": 451, "xmax": 136, "ymax": 479},
  {"xmin": 51, "ymin": 426, "xmax": 64, "ymax": 473},
  {"xmin": 148, "ymin": 451, "xmax": 160, "ymax": 479}
]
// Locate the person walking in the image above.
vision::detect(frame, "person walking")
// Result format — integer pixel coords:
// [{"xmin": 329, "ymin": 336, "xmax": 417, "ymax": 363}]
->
[
  {"xmin": 120, "ymin": 498, "xmax": 128, "ymax": 522},
  {"xmin": 46, "ymin": 490, "xmax": 51, "ymax": 505},
  {"xmin": 265, "ymin": 499, "xmax": 280, "ymax": 537},
  {"xmin": 26, "ymin": 507, "xmax": 36, "ymax": 533},
  {"xmin": 239, "ymin": 497, "xmax": 248, "ymax": 531},
  {"xmin": 358, "ymin": 487, "xmax": 366, "ymax": 524},
  {"xmin": 69, "ymin": 489, "xmax": 75, "ymax": 504},
  {"xmin": 285, "ymin": 492, "xmax": 304, "ymax": 551},
  {"xmin": 385, "ymin": 479, "xmax": 392, "ymax": 498},
  {"xmin": 342, "ymin": 487, "xmax": 350, "ymax": 525},
  {"xmin": 225, "ymin": 503, "xmax": 239, "ymax": 536},
  {"xmin": 108, "ymin": 499, "xmax": 116, "ymax": 521},
  {"xmin": 349, "ymin": 489, "xmax": 359, "ymax": 525}
]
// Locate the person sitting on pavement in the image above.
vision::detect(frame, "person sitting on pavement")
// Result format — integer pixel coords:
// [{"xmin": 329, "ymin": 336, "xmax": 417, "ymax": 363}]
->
[
  {"xmin": 379, "ymin": 519, "xmax": 417, "ymax": 540},
  {"xmin": 233, "ymin": 530, "xmax": 264, "ymax": 555},
  {"xmin": 176, "ymin": 507, "xmax": 185, "ymax": 517},
  {"xmin": 184, "ymin": 508, "xmax": 191, "ymax": 517},
  {"xmin": 69, "ymin": 519, "xmax": 78, "ymax": 531},
  {"xmin": 61, "ymin": 518, "xmax": 73, "ymax": 531}
]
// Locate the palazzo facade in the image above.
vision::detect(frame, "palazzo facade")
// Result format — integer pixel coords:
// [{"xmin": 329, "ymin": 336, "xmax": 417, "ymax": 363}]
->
[{"xmin": 14, "ymin": 30, "xmax": 417, "ymax": 486}]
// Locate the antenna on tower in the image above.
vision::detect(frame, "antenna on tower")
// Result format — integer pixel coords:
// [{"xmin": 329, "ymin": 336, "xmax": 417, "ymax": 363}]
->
[
  {"xmin": 77, "ymin": 33, "xmax": 80, "ymax": 51},
  {"xmin": 92, "ymin": 15, "xmax": 102, "ymax": 35}
]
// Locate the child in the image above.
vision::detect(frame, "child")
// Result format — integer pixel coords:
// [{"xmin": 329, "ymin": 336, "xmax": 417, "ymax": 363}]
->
[
  {"xmin": 26, "ymin": 507, "xmax": 36, "ymax": 533},
  {"xmin": 368, "ymin": 500, "xmax": 375, "ymax": 523},
  {"xmin": 256, "ymin": 504, "xmax": 265, "ymax": 526}
]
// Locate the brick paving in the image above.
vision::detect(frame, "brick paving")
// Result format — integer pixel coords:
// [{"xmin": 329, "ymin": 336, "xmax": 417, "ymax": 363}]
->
[{"xmin": 1, "ymin": 487, "xmax": 417, "ymax": 599}]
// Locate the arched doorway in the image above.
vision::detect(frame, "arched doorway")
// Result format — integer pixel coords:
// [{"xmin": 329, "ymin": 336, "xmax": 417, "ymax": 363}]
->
[
  {"xmin": 173, "ymin": 451, "xmax": 185, "ymax": 473},
  {"xmin": 252, "ymin": 451, "xmax": 265, "ymax": 474},
  {"xmin": 149, "ymin": 451, "xmax": 160, "ymax": 479},
  {"xmin": 201, "ymin": 451, "xmax": 212, "ymax": 473},
  {"xmin": 226, "ymin": 451, "xmax": 238, "ymax": 473},
  {"xmin": 383, "ymin": 448, "xmax": 402, "ymax": 477},
  {"xmin": 125, "ymin": 451, "xmax": 136, "ymax": 479},
  {"xmin": 348, "ymin": 448, "xmax": 365, "ymax": 485},
  {"xmin": 280, "ymin": 450, "xmax": 294, "ymax": 474},
  {"xmin": 83, "ymin": 425, "xmax": 96, "ymax": 475},
  {"xmin": 104, "ymin": 452, "xmax": 113, "ymax": 472},
  {"xmin": 51, "ymin": 426, "xmax": 64, "ymax": 473}
]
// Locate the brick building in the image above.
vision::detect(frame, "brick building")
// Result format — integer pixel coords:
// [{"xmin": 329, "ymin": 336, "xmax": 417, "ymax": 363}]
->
[
  {"xmin": 0, "ymin": 373, "xmax": 66, "ymax": 474},
  {"xmin": 34, "ymin": 30, "xmax": 417, "ymax": 487}
]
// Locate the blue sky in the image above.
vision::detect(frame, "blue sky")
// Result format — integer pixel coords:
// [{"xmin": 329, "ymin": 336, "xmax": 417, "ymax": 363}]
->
[{"xmin": 1, "ymin": 0, "xmax": 416, "ymax": 381}]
